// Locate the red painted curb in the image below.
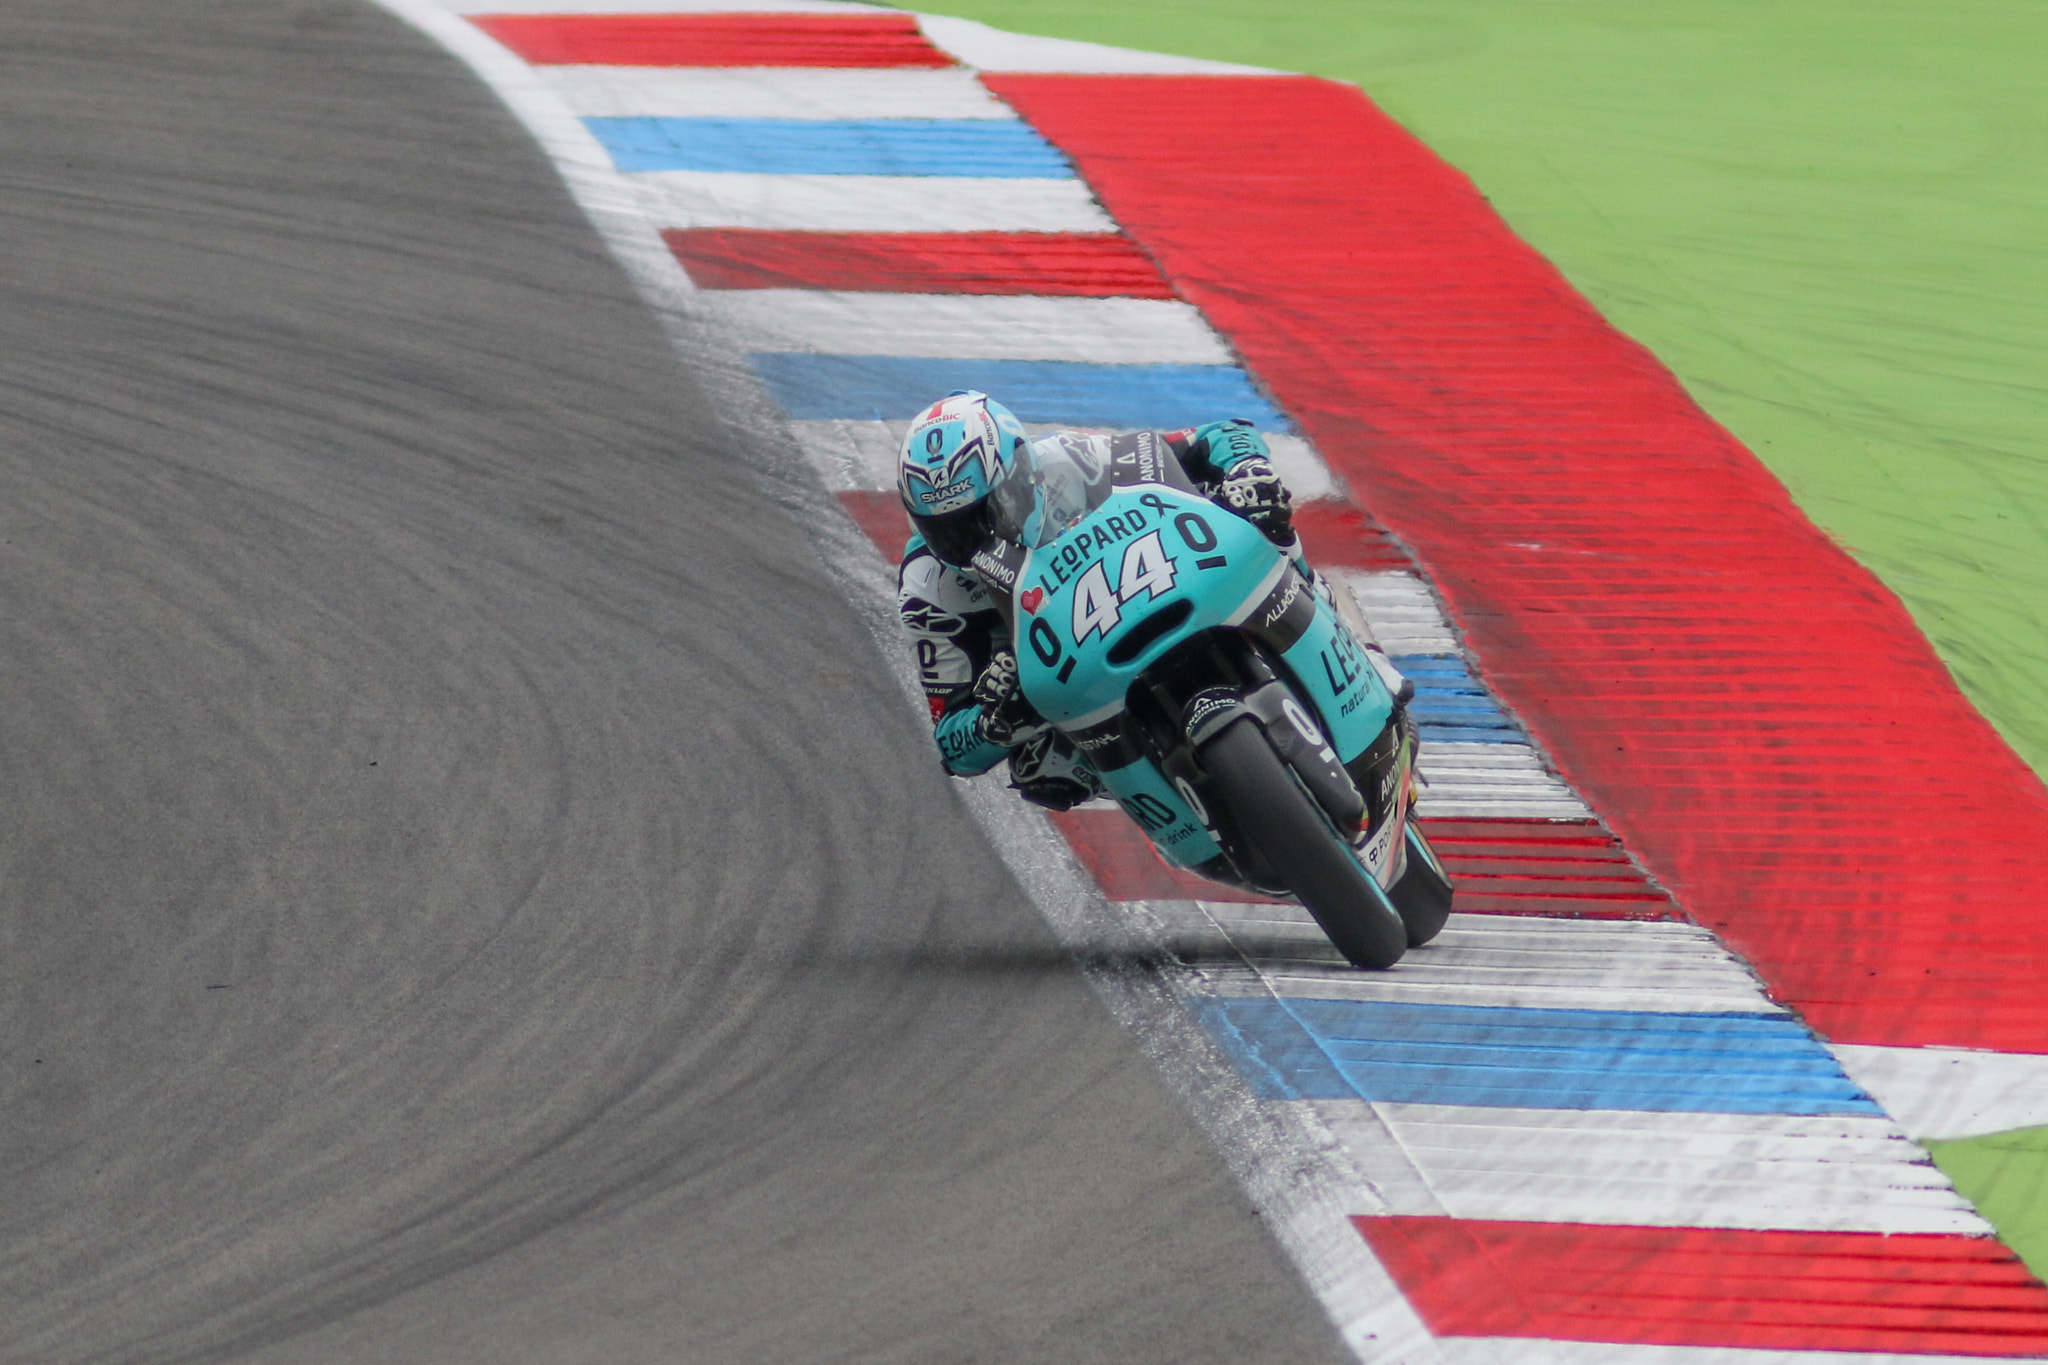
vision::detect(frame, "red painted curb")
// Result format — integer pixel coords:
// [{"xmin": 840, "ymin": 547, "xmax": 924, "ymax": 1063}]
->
[
  {"xmin": 665, "ymin": 229, "xmax": 1174, "ymax": 297},
  {"xmin": 989, "ymin": 73, "xmax": 2048, "ymax": 1051},
  {"xmin": 1358, "ymin": 1216, "xmax": 2048, "ymax": 1354},
  {"xmin": 1049, "ymin": 808, "xmax": 1679, "ymax": 917},
  {"xmin": 470, "ymin": 13, "xmax": 954, "ymax": 68},
  {"xmin": 836, "ymin": 490, "xmax": 910, "ymax": 560},
  {"xmin": 1290, "ymin": 500, "xmax": 1412, "ymax": 572}
]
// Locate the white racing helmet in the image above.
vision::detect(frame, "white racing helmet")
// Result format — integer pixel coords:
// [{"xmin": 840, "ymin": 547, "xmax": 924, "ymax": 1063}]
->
[{"xmin": 895, "ymin": 391, "xmax": 1030, "ymax": 567}]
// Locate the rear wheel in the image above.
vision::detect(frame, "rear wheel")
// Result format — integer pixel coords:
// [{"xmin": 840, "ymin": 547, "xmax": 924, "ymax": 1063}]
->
[
  {"xmin": 1389, "ymin": 821, "xmax": 1455, "ymax": 947},
  {"xmin": 1199, "ymin": 717, "xmax": 1408, "ymax": 969}
]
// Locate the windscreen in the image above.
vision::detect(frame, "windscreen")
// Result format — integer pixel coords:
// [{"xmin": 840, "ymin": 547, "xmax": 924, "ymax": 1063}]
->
[{"xmin": 987, "ymin": 433, "xmax": 1111, "ymax": 551}]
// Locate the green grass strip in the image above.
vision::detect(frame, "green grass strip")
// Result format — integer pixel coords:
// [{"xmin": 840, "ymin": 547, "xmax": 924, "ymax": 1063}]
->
[
  {"xmin": 906, "ymin": 1, "xmax": 2048, "ymax": 777},
  {"xmin": 1929, "ymin": 1127, "xmax": 2048, "ymax": 1281}
]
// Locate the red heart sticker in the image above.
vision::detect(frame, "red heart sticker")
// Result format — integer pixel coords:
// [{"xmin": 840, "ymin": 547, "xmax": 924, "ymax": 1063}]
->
[{"xmin": 1020, "ymin": 586, "xmax": 1046, "ymax": 615}]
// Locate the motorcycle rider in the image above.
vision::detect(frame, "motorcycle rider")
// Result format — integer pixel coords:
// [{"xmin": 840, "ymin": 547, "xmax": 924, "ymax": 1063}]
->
[{"xmin": 895, "ymin": 390, "xmax": 1304, "ymax": 810}]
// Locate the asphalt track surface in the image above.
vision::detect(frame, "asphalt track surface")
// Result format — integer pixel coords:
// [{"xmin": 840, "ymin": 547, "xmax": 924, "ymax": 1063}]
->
[{"xmin": 0, "ymin": 3, "xmax": 1353, "ymax": 1360}]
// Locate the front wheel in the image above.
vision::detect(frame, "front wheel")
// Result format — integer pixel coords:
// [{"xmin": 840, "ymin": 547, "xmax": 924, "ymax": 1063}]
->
[{"xmin": 1199, "ymin": 717, "xmax": 1408, "ymax": 969}]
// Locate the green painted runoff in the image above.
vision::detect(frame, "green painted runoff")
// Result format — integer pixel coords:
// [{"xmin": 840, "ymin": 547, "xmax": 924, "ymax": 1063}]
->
[
  {"xmin": 902, "ymin": 0, "xmax": 2048, "ymax": 778},
  {"xmin": 1932, "ymin": 1127, "xmax": 2048, "ymax": 1281}
]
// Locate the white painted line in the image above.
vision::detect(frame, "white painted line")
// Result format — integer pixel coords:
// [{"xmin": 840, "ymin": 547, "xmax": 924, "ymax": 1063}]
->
[
  {"xmin": 1265, "ymin": 433, "xmax": 1339, "ymax": 502},
  {"xmin": 1411, "ymin": 791, "xmax": 1592, "ymax": 818},
  {"xmin": 1194, "ymin": 910, "xmax": 1781, "ymax": 1015},
  {"xmin": 447, "ymin": 0, "xmax": 889, "ymax": 14},
  {"xmin": 1414, "ymin": 796, "xmax": 1597, "ymax": 820},
  {"xmin": 1434, "ymin": 1338, "xmax": 2021, "ymax": 1365},
  {"xmin": 1414, "ymin": 770, "xmax": 1587, "ymax": 798},
  {"xmin": 1830, "ymin": 1043, "xmax": 2048, "ymax": 1141},
  {"xmin": 1339, "ymin": 1104, "xmax": 1988, "ymax": 1235},
  {"xmin": 1415, "ymin": 742, "xmax": 1591, "ymax": 819},
  {"xmin": 788, "ymin": 418, "xmax": 902, "ymax": 490},
  {"xmin": 915, "ymin": 13, "xmax": 1281, "ymax": 74},
  {"xmin": 1416, "ymin": 742, "xmax": 1557, "ymax": 775},
  {"xmin": 539, "ymin": 66, "xmax": 1017, "ymax": 120},
  {"xmin": 1341, "ymin": 570, "xmax": 1460, "ymax": 656},
  {"xmin": 629, "ymin": 170, "xmax": 1118, "ymax": 233},
  {"xmin": 697, "ymin": 290, "xmax": 1234, "ymax": 363}
]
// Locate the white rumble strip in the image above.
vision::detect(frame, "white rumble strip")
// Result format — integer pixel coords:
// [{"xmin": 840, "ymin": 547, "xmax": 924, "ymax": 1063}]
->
[
  {"xmin": 537, "ymin": 64, "xmax": 1019, "ymax": 120},
  {"xmin": 697, "ymin": 291, "xmax": 1237, "ymax": 364},
  {"xmin": 1169, "ymin": 908, "xmax": 1781, "ymax": 1015},
  {"xmin": 624, "ymin": 170, "xmax": 1121, "ymax": 233}
]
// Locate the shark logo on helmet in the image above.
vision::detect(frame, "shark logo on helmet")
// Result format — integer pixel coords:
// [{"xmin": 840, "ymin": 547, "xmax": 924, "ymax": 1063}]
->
[{"xmin": 901, "ymin": 433, "xmax": 985, "ymax": 499}]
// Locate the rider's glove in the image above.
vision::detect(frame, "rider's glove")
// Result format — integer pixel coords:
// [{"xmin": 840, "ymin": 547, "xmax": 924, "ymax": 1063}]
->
[
  {"xmin": 1007, "ymin": 731, "xmax": 1104, "ymax": 812},
  {"xmin": 971, "ymin": 647, "xmax": 1047, "ymax": 747},
  {"xmin": 1213, "ymin": 457, "xmax": 1295, "ymax": 546}
]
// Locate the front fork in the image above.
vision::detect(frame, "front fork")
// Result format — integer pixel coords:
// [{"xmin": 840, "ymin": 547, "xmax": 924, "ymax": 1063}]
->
[
  {"xmin": 1093, "ymin": 597, "xmax": 1419, "ymax": 892},
  {"xmin": 1348, "ymin": 706, "xmax": 1417, "ymax": 890},
  {"xmin": 1319, "ymin": 570, "xmax": 1418, "ymax": 888}
]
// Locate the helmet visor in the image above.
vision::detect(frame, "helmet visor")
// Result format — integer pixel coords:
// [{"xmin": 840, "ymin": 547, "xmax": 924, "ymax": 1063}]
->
[{"xmin": 910, "ymin": 500, "xmax": 992, "ymax": 568}]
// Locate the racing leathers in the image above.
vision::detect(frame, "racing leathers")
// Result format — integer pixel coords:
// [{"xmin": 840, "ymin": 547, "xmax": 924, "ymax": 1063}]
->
[{"xmin": 898, "ymin": 418, "xmax": 1307, "ymax": 810}]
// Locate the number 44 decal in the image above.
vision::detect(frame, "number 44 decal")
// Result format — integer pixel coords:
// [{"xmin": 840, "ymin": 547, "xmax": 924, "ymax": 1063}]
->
[{"xmin": 1072, "ymin": 531, "xmax": 1177, "ymax": 643}]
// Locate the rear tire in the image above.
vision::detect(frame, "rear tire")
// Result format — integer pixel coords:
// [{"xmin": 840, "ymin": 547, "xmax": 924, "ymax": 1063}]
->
[
  {"xmin": 1199, "ymin": 717, "xmax": 1408, "ymax": 969},
  {"xmin": 1389, "ymin": 821, "xmax": 1455, "ymax": 947}
]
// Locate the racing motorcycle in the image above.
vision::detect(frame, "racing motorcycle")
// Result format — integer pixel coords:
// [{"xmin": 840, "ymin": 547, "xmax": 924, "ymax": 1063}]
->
[{"xmin": 966, "ymin": 430, "xmax": 1454, "ymax": 968}]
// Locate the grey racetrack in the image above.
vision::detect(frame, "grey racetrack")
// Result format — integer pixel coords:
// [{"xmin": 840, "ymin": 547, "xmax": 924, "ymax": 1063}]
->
[{"xmin": 0, "ymin": 2, "xmax": 1351, "ymax": 1361}]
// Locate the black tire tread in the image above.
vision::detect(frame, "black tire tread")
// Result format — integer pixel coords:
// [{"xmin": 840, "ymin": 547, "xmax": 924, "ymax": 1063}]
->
[{"xmin": 1200, "ymin": 718, "xmax": 1407, "ymax": 969}]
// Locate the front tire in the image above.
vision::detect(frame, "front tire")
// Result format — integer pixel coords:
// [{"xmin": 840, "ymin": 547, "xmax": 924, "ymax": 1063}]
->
[{"xmin": 1199, "ymin": 717, "xmax": 1408, "ymax": 969}]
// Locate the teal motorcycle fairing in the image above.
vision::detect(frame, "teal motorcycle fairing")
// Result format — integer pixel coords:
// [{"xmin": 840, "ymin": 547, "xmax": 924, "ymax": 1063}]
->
[{"xmin": 1008, "ymin": 478, "xmax": 1397, "ymax": 873}]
